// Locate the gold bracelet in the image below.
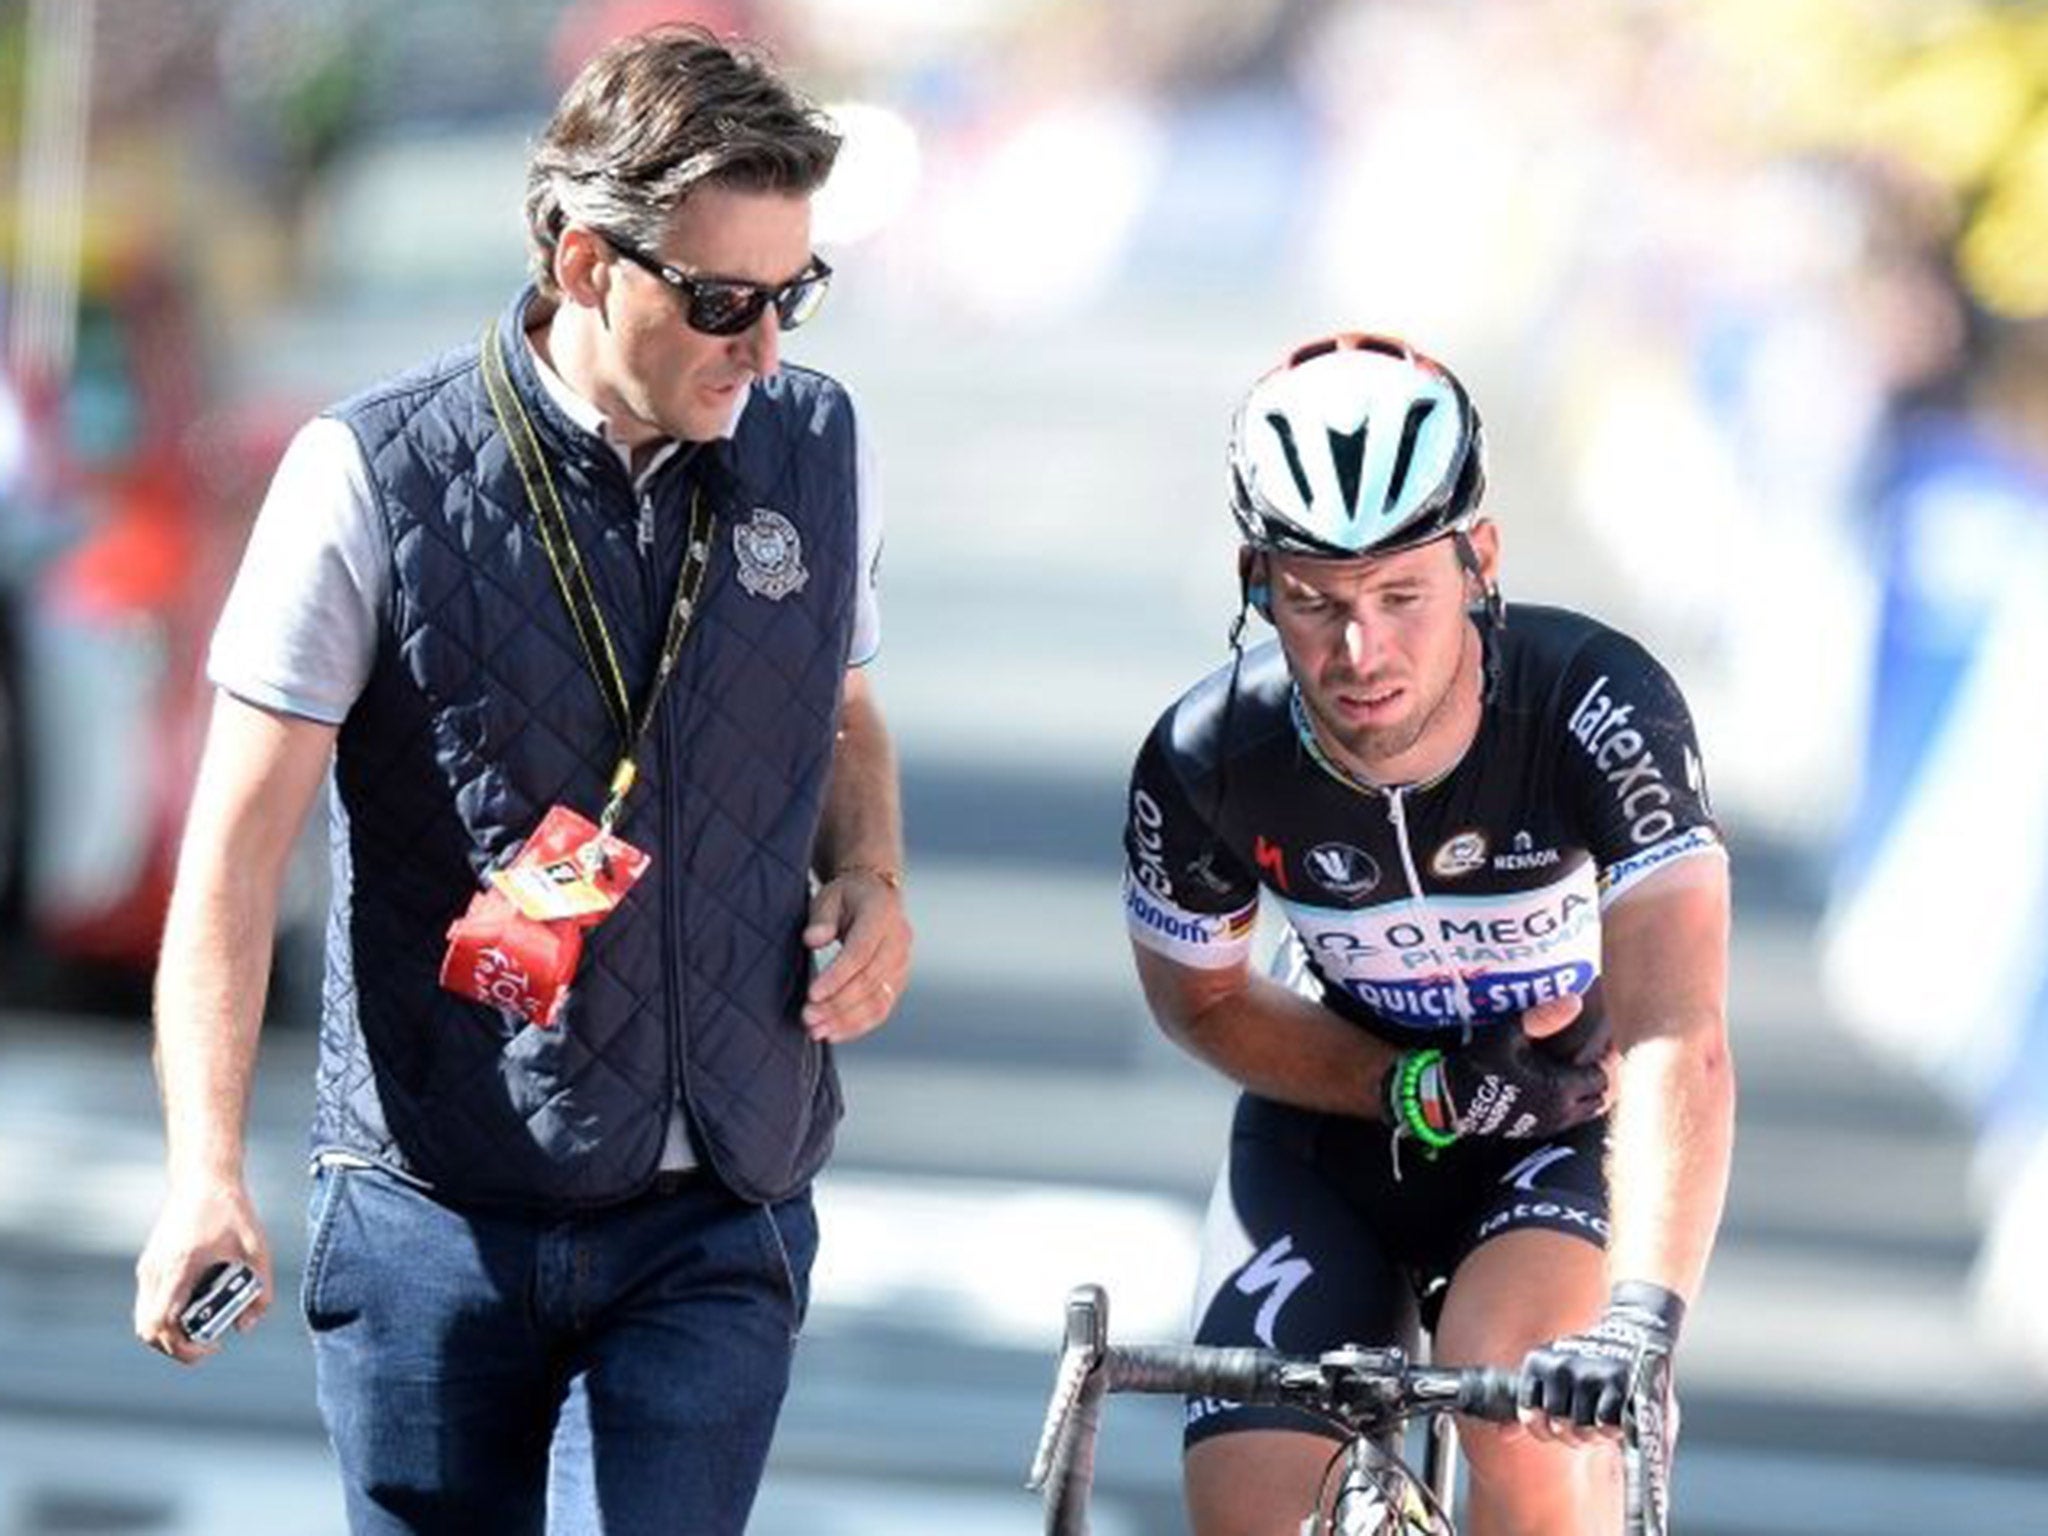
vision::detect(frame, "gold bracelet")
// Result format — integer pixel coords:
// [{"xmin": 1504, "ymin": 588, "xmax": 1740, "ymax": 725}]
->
[{"xmin": 835, "ymin": 865, "xmax": 904, "ymax": 892}]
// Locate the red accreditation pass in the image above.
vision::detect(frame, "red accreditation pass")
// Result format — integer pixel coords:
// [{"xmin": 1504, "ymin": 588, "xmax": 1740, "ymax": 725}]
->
[{"xmin": 441, "ymin": 805, "xmax": 651, "ymax": 1026}]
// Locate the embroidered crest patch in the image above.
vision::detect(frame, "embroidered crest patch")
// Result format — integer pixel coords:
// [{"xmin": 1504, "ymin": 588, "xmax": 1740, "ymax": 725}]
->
[{"xmin": 733, "ymin": 508, "xmax": 808, "ymax": 600}]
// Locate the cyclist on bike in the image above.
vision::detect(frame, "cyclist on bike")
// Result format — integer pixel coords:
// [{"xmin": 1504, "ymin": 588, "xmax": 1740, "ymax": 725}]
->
[{"xmin": 1122, "ymin": 334, "xmax": 1734, "ymax": 1534}]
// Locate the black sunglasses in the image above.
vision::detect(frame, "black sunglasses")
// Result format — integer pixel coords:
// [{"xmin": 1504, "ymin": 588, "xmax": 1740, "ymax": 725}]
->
[{"xmin": 598, "ymin": 231, "xmax": 832, "ymax": 337}]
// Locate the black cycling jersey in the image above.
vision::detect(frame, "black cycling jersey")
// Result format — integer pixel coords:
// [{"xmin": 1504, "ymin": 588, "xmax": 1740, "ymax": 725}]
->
[{"xmin": 1123, "ymin": 605, "xmax": 1723, "ymax": 1064}]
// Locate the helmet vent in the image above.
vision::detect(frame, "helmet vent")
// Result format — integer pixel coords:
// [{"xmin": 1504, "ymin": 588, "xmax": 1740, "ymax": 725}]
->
[
  {"xmin": 1265, "ymin": 411, "xmax": 1315, "ymax": 507},
  {"xmin": 1385, "ymin": 397, "xmax": 1438, "ymax": 513},
  {"xmin": 1327, "ymin": 422, "xmax": 1368, "ymax": 517}
]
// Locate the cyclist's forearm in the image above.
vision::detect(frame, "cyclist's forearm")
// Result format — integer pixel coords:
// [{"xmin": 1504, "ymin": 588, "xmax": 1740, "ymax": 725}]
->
[
  {"xmin": 1604, "ymin": 1014, "xmax": 1735, "ymax": 1302},
  {"xmin": 1144, "ymin": 968, "xmax": 1400, "ymax": 1119}
]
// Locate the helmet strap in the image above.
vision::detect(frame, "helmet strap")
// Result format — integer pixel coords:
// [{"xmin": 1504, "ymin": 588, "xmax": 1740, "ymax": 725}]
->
[
  {"xmin": 1207, "ymin": 555, "xmax": 1264, "ymax": 862},
  {"xmin": 1451, "ymin": 530, "xmax": 1505, "ymax": 705},
  {"xmin": 1229, "ymin": 561, "xmax": 1252, "ymax": 652}
]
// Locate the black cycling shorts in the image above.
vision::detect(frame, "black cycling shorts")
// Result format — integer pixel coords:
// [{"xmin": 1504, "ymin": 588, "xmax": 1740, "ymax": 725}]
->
[{"xmin": 1184, "ymin": 1093, "xmax": 1609, "ymax": 1448}]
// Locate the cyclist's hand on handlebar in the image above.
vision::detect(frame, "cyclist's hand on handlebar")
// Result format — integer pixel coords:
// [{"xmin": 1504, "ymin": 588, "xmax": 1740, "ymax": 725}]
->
[
  {"xmin": 1518, "ymin": 1281, "xmax": 1683, "ymax": 1448},
  {"xmin": 1381, "ymin": 1015, "xmax": 1608, "ymax": 1146}
]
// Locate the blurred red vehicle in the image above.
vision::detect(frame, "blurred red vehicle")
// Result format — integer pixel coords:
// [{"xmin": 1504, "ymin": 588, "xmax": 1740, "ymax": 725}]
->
[{"xmin": 0, "ymin": 249, "xmax": 290, "ymax": 978}]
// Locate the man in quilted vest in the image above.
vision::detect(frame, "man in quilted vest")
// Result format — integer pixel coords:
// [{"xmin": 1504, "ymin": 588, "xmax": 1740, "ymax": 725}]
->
[{"xmin": 132, "ymin": 26, "xmax": 911, "ymax": 1534}]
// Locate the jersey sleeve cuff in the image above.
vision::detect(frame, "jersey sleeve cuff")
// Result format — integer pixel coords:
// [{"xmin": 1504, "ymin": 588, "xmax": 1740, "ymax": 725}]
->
[
  {"xmin": 1124, "ymin": 873, "xmax": 1257, "ymax": 969},
  {"xmin": 1597, "ymin": 825, "xmax": 1725, "ymax": 907}
]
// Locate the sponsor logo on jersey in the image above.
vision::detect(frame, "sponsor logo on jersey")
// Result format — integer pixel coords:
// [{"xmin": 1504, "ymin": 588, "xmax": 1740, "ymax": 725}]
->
[
  {"xmin": 1431, "ymin": 830, "xmax": 1489, "ymax": 878},
  {"xmin": 1305, "ymin": 841, "xmax": 1380, "ymax": 899},
  {"xmin": 1567, "ymin": 674, "xmax": 1682, "ymax": 847},
  {"xmin": 1295, "ymin": 874, "xmax": 1600, "ymax": 975},
  {"xmin": 1475, "ymin": 1200, "xmax": 1609, "ymax": 1243},
  {"xmin": 1599, "ymin": 824, "xmax": 1723, "ymax": 900},
  {"xmin": 1254, "ymin": 834, "xmax": 1290, "ymax": 894},
  {"xmin": 1684, "ymin": 743, "xmax": 1712, "ymax": 815},
  {"xmin": 1183, "ymin": 847, "xmax": 1238, "ymax": 897},
  {"xmin": 1286, "ymin": 866, "xmax": 1603, "ymax": 1025},
  {"xmin": 1124, "ymin": 878, "xmax": 1256, "ymax": 953},
  {"xmin": 1334, "ymin": 961, "xmax": 1595, "ymax": 1025},
  {"xmin": 1493, "ymin": 829, "xmax": 1562, "ymax": 872},
  {"xmin": 1129, "ymin": 787, "xmax": 1173, "ymax": 900}
]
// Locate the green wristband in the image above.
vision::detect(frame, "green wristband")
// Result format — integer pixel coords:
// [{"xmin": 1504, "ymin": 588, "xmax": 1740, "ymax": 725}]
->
[{"xmin": 1390, "ymin": 1049, "xmax": 1460, "ymax": 1150}]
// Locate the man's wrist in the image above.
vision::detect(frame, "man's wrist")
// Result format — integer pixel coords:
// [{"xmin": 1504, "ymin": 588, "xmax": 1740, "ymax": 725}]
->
[
  {"xmin": 832, "ymin": 863, "xmax": 904, "ymax": 892},
  {"xmin": 166, "ymin": 1157, "xmax": 248, "ymax": 1194}
]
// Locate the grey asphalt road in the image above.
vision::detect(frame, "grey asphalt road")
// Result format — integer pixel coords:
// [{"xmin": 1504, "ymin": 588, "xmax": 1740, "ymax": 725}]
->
[{"xmin": 4, "ymin": 806, "xmax": 2046, "ymax": 1536}]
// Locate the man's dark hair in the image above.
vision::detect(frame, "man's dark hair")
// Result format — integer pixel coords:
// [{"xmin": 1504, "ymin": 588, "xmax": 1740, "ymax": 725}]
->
[{"xmin": 524, "ymin": 25, "xmax": 842, "ymax": 297}]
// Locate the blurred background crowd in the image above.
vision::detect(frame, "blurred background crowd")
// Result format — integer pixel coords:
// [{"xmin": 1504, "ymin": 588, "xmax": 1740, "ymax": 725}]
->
[{"xmin": 2, "ymin": 0, "xmax": 2045, "ymax": 1531}]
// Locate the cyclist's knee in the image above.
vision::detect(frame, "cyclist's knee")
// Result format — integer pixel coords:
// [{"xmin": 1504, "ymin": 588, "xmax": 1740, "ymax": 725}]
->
[
  {"xmin": 1434, "ymin": 1229, "xmax": 1606, "ymax": 1368},
  {"xmin": 1185, "ymin": 1428, "xmax": 1335, "ymax": 1536},
  {"xmin": 1458, "ymin": 1426, "xmax": 1620, "ymax": 1536},
  {"xmin": 1458, "ymin": 1418, "xmax": 1550, "ymax": 1484}
]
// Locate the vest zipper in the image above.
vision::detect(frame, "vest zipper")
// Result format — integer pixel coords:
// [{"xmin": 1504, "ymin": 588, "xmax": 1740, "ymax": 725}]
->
[{"xmin": 634, "ymin": 484, "xmax": 694, "ymax": 1173}]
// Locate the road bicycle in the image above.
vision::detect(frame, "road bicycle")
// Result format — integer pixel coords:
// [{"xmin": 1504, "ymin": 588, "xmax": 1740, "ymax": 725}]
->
[{"xmin": 1028, "ymin": 1283, "xmax": 1672, "ymax": 1535}]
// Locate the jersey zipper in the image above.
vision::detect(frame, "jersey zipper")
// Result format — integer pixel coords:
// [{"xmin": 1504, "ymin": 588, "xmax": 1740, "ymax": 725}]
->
[
  {"xmin": 1383, "ymin": 786, "xmax": 1477, "ymax": 1043},
  {"xmin": 1383, "ymin": 784, "xmax": 1480, "ymax": 1182}
]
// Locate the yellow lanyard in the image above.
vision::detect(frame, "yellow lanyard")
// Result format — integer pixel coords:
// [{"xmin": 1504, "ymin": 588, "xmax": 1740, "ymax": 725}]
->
[{"xmin": 480, "ymin": 323, "xmax": 715, "ymax": 832}]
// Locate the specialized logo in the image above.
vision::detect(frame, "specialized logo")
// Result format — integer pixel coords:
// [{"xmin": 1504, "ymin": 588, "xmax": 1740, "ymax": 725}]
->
[
  {"xmin": 1234, "ymin": 1235, "xmax": 1312, "ymax": 1347},
  {"xmin": 1501, "ymin": 1144, "xmax": 1577, "ymax": 1192},
  {"xmin": 1255, "ymin": 835, "xmax": 1290, "ymax": 894},
  {"xmin": 733, "ymin": 507, "xmax": 809, "ymax": 600},
  {"xmin": 1431, "ymin": 830, "xmax": 1488, "ymax": 878},
  {"xmin": 1305, "ymin": 841, "xmax": 1380, "ymax": 899},
  {"xmin": 1567, "ymin": 674, "xmax": 1680, "ymax": 847},
  {"xmin": 1493, "ymin": 830, "xmax": 1561, "ymax": 872}
]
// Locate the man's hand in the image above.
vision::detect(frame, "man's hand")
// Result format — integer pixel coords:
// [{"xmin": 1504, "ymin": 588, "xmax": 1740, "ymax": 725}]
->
[
  {"xmin": 133, "ymin": 1177, "xmax": 273, "ymax": 1364},
  {"xmin": 1382, "ymin": 1011, "xmax": 1608, "ymax": 1146},
  {"xmin": 1518, "ymin": 1281, "xmax": 1683, "ymax": 1448},
  {"xmin": 801, "ymin": 868, "xmax": 911, "ymax": 1042}
]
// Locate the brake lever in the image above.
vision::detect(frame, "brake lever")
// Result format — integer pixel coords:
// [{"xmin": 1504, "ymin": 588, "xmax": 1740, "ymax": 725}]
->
[{"xmin": 1027, "ymin": 1284, "xmax": 1109, "ymax": 1490}]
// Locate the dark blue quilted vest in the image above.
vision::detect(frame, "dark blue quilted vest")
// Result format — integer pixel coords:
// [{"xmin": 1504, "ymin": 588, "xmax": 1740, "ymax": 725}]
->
[{"xmin": 311, "ymin": 288, "xmax": 856, "ymax": 1209}]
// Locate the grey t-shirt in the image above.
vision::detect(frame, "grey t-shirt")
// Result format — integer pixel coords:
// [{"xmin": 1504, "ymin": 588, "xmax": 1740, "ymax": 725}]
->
[{"xmin": 209, "ymin": 350, "xmax": 883, "ymax": 723}]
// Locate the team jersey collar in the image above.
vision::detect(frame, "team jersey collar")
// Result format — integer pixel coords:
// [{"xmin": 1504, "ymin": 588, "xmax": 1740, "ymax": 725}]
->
[{"xmin": 1288, "ymin": 684, "xmax": 1467, "ymax": 798}]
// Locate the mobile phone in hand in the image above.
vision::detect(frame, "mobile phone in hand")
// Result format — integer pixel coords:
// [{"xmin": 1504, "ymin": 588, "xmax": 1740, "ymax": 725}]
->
[{"xmin": 178, "ymin": 1261, "xmax": 262, "ymax": 1344}]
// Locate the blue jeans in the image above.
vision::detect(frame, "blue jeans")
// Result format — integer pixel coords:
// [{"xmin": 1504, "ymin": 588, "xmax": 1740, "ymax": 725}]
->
[{"xmin": 302, "ymin": 1163, "xmax": 816, "ymax": 1535}]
